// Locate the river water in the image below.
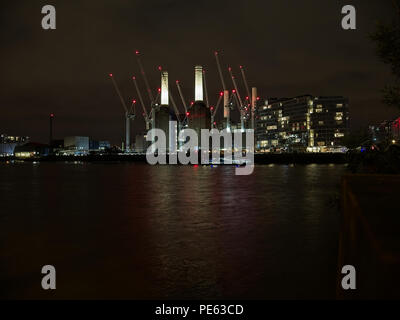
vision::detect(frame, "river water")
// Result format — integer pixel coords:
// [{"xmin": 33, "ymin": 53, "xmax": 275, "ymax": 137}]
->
[{"xmin": 0, "ymin": 162, "xmax": 345, "ymax": 299}]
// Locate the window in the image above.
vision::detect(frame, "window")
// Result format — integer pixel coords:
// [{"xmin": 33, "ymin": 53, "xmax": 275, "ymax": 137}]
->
[{"xmin": 335, "ymin": 112, "xmax": 343, "ymax": 121}]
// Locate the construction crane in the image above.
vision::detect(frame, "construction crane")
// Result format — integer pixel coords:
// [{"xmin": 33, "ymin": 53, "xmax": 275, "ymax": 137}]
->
[
  {"xmin": 135, "ymin": 50, "xmax": 154, "ymax": 105},
  {"xmin": 109, "ymin": 73, "xmax": 136, "ymax": 152},
  {"xmin": 214, "ymin": 51, "xmax": 231, "ymax": 130},
  {"xmin": 228, "ymin": 67, "xmax": 246, "ymax": 131},
  {"xmin": 210, "ymin": 92, "xmax": 224, "ymax": 128},
  {"xmin": 203, "ymin": 69, "xmax": 210, "ymax": 108},
  {"xmin": 214, "ymin": 51, "xmax": 227, "ymax": 91},
  {"xmin": 135, "ymin": 50, "xmax": 162, "ymax": 137},
  {"xmin": 240, "ymin": 65, "xmax": 257, "ymax": 130},
  {"xmin": 132, "ymin": 75, "xmax": 151, "ymax": 130},
  {"xmin": 239, "ymin": 66, "xmax": 251, "ymax": 107},
  {"xmin": 176, "ymin": 80, "xmax": 188, "ymax": 114}
]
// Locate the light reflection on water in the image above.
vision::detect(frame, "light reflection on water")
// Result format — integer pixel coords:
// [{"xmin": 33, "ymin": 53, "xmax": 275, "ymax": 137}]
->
[{"xmin": 0, "ymin": 162, "xmax": 345, "ymax": 299}]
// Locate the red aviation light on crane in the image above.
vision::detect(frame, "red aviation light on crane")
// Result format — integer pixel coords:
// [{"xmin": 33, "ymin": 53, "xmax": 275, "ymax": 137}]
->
[
  {"xmin": 158, "ymin": 88, "xmax": 161, "ymax": 93},
  {"xmin": 214, "ymin": 51, "xmax": 218, "ymax": 55},
  {"xmin": 232, "ymin": 89, "xmax": 236, "ymax": 93},
  {"xmin": 50, "ymin": 113, "xmax": 54, "ymax": 118},
  {"xmin": 210, "ymin": 106, "xmax": 214, "ymax": 111},
  {"xmin": 190, "ymin": 101, "xmax": 194, "ymax": 106},
  {"xmin": 158, "ymin": 66, "xmax": 162, "ymax": 71},
  {"xmin": 132, "ymin": 100, "xmax": 137, "ymax": 104},
  {"xmin": 256, "ymin": 97, "xmax": 260, "ymax": 101},
  {"xmin": 176, "ymin": 80, "xmax": 179, "ymax": 84},
  {"xmin": 228, "ymin": 67, "xmax": 232, "ymax": 71},
  {"xmin": 132, "ymin": 76, "xmax": 136, "ymax": 80},
  {"xmin": 135, "ymin": 50, "xmax": 140, "ymax": 55},
  {"xmin": 109, "ymin": 73, "xmax": 113, "ymax": 77},
  {"xmin": 246, "ymin": 96, "xmax": 249, "ymax": 100},
  {"xmin": 239, "ymin": 65, "xmax": 243, "ymax": 69},
  {"xmin": 219, "ymin": 92, "xmax": 223, "ymax": 96},
  {"xmin": 186, "ymin": 112, "xmax": 190, "ymax": 117}
]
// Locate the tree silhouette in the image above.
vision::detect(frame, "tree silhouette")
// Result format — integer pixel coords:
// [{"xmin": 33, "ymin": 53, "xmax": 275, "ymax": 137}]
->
[{"xmin": 370, "ymin": 0, "xmax": 400, "ymax": 110}]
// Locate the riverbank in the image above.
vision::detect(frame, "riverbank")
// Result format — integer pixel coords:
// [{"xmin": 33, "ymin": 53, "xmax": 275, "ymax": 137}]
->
[{"xmin": 0, "ymin": 152, "xmax": 347, "ymax": 164}]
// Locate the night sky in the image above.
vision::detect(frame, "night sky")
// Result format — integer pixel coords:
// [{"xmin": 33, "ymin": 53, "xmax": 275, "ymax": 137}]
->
[{"xmin": 1, "ymin": 0, "xmax": 398, "ymax": 145}]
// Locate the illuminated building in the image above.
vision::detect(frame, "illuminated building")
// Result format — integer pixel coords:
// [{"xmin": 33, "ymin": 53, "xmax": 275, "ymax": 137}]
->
[
  {"xmin": 369, "ymin": 117, "xmax": 400, "ymax": 145},
  {"xmin": 187, "ymin": 65, "xmax": 211, "ymax": 149},
  {"xmin": 0, "ymin": 134, "xmax": 30, "ymax": 156},
  {"xmin": 256, "ymin": 95, "xmax": 349, "ymax": 152},
  {"xmin": 14, "ymin": 143, "xmax": 49, "ymax": 158},
  {"xmin": 63, "ymin": 136, "xmax": 90, "ymax": 155}
]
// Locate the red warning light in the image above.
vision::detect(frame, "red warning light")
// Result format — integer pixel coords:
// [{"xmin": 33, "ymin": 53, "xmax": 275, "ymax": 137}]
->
[
  {"xmin": 210, "ymin": 106, "xmax": 214, "ymax": 111},
  {"xmin": 109, "ymin": 73, "xmax": 113, "ymax": 77},
  {"xmin": 158, "ymin": 66, "xmax": 162, "ymax": 71},
  {"xmin": 256, "ymin": 97, "xmax": 260, "ymax": 101},
  {"xmin": 133, "ymin": 100, "xmax": 136, "ymax": 104},
  {"xmin": 194, "ymin": 164, "xmax": 199, "ymax": 168},
  {"xmin": 213, "ymin": 122, "xmax": 216, "ymax": 125},
  {"xmin": 214, "ymin": 51, "xmax": 218, "ymax": 55},
  {"xmin": 232, "ymin": 89, "xmax": 236, "ymax": 93},
  {"xmin": 246, "ymin": 96, "xmax": 249, "ymax": 100},
  {"xmin": 186, "ymin": 112, "xmax": 190, "ymax": 116},
  {"xmin": 158, "ymin": 88, "xmax": 161, "ymax": 92},
  {"xmin": 228, "ymin": 67, "xmax": 232, "ymax": 71},
  {"xmin": 190, "ymin": 101, "xmax": 194, "ymax": 105},
  {"xmin": 50, "ymin": 113, "xmax": 54, "ymax": 118},
  {"xmin": 220, "ymin": 92, "xmax": 223, "ymax": 96},
  {"xmin": 132, "ymin": 76, "xmax": 136, "ymax": 80},
  {"xmin": 135, "ymin": 50, "xmax": 140, "ymax": 55},
  {"xmin": 240, "ymin": 65, "xmax": 243, "ymax": 69},
  {"xmin": 176, "ymin": 80, "xmax": 179, "ymax": 84}
]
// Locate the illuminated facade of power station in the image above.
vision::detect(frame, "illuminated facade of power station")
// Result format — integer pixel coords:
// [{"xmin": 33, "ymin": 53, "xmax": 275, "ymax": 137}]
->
[
  {"xmin": 187, "ymin": 65, "xmax": 211, "ymax": 149},
  {"xmin": 256, "ymin": 95, "xmax": 349, "ymax": 152}
]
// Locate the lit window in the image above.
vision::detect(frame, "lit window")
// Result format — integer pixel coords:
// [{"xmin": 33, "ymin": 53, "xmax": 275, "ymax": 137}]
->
[{"xmin": 335, "ymin": 112, "xmax": 343, "ymax": 121}]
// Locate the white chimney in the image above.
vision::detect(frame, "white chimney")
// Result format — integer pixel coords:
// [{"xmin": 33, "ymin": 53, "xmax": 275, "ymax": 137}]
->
[
  {"xmin": 194, "ymin": 65, "xmax": 203, "ymax": 101},
  {"xmin": 161, "ymin": 71, "xmax": 168, "ymax": 105}
]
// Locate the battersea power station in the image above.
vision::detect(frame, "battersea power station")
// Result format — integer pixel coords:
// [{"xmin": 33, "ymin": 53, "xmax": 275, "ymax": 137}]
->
[{"xmin": 107, "ymin": 51, "xmax": 348, "ymax": 155}]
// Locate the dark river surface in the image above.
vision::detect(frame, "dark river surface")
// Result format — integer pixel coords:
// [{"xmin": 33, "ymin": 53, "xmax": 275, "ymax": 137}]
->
[{"xmin": 0, "ymin": 162, "xmax": 345, "ymax": 299}]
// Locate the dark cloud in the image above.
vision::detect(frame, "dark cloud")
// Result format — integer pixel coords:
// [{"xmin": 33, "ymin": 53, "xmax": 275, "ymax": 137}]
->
[{"xmin": 0, "ymin": 0, "xmax": 398, "ymax": 143}]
